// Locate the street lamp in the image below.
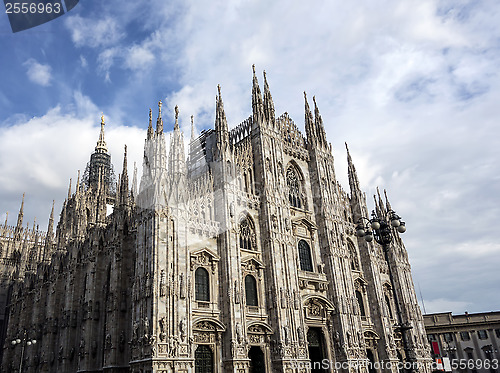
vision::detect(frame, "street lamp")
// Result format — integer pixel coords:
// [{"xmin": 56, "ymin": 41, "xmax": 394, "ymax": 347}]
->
[
  {"xmin": 356, "ymin": 208, "xmax": 414, "ymax": 369},
  {"xmin": 11, "ymin": 330, "xmax": 37, "ymax": 373}
]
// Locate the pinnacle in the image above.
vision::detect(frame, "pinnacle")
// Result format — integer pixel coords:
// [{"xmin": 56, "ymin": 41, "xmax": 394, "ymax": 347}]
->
[{"xmin": 95, "ymin": 114, "xmax": 108, "ymax": 153}]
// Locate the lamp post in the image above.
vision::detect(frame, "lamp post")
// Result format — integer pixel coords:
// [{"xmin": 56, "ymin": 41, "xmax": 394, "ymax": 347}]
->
[
  {"xmin": 356, "ymin": 209, "xmax": 414, "ymax": 370},
  {"xmin": 11, "ymin": 330, "xmax": 37, "ymax": 373}
]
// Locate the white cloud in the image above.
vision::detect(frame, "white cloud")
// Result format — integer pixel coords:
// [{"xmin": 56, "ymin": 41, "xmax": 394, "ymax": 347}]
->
[
  {"xmin": 125, "ymin": 44, "xmax": 156, "ymax": 71},
  {"xmin": 23, "ymin": 59, "xmax": 52, "ymax": 86},
  {"xmin": 0, "ymin": 93, "xmax": 146, "ymax": 233},
  {"xmin": 80, "ymin": 55, "xmax": 88, "ymax": 68},
  {"xmin": 64, "ymin": 15, "xmax": 125, "ymax": 48}
]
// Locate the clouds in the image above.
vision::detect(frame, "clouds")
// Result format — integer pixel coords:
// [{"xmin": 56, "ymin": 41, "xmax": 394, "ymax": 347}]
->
[
  {"xmin": 64, "ymin": 15, "xmax": 125, "ymax": 48},
  {"xmin": 0, "ymin": 92, "xmax": 146, "ymax": 236},
  {"xmin": 23, "ymin": 59, "xmax": 52, "ymax": 86}
]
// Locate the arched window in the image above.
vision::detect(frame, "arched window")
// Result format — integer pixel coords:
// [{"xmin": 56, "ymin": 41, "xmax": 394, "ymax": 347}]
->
[
  {"xmin": 239, "ymin": 217, "xmax": 255, "ymax": 251},
  {"xmin": 195, "ymin": 345, "xmax": 213, "ymax": 373},
  {"xmin": 356, "ymin": 290, "xmax": 366, "ymax": 317},
  {"xmin": 298, "ymin": 240, "xmax": 313, "ymax": 272},
  {"xmin": 245, "ymin": 275, "xmax": 258, "ymax": 306},
  {"xmin": 286, "ymin": 166, "xmax": 302, "ymax": 208},
  {"xmin": 195, "ymin": 267, "xmax": 210, "ymax": 301}
]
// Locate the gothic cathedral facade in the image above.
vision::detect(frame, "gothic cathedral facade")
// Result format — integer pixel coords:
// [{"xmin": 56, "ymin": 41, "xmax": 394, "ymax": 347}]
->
[{"xmin": 0, "ymin": 68, "xmax": 431, "ymax": 373}]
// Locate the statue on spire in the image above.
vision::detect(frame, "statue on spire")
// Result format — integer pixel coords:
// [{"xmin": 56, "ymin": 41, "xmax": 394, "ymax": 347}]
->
[
  {"xmin": 95, "ymin": 114, "xmax": 108, "ymax": 153},
  {"xmin": 174, "ymin": 105, "xmax": 179, "ymax": 130},
  {"xmin": 156, "ymin": 101, "xmax": 164, "ymax": 134}
]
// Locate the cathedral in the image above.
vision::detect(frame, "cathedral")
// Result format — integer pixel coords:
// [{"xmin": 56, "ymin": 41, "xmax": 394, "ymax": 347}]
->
[{"xmin": 0, "ymin": 67, "xmax": 431, "ymax": 373}]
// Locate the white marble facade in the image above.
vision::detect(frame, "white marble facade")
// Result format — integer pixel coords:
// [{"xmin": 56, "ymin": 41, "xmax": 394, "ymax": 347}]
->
[{"xmin": 0, "ymin": 68, "xmax": 431, "ymax": 373}]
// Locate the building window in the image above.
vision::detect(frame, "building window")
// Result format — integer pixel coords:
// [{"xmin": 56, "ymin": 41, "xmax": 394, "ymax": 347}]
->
[
  {"xmin": 444, "ymin": 333, "xmax": 454, "ymax": 343},
  {"xmin": 477, "ymin": 330, "xmax": 488, "ymax": 340},
  {"xmin": 287, "ymin": 166, "xmax": 302, "ymax": 208},
  {"xmin": 195, "ymin": 267, "xmax": 210, "ymax": 301},
  {"xmin": 298, "ymin": 240, "xmax": 313, "ymax": 272},
  {"xmin": 195, "ymin": 345, "xmax": 213, "ymax": 373},
  {"xmin": 245, "ymin": 275, "xmax": 258, "ymax": 306},
  {"xmin": 239, "ymin": 217, "xmax": 255, "ymax": 251},
  {"xmin": 428, "ymin": 334, "xmax": 436, "ymax": 342},
  {"xmin": 356, "ymin": 290, "xmax": 366, "ymax": 317},
  {"xmin": 466, "ymin": 350, "xmax": 475, "ymax": 362},
  {"xmin": 460, "ymin": 331, "xmax": 470, "ymax": 341},
  {"xmin": 495, "ymin": 329, "xmax": 500, "ymax": 338}
]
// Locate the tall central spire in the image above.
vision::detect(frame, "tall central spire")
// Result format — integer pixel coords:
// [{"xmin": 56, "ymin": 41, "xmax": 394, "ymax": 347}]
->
[
  {"xmin": 95, "ymin": 114, "xmax": 108, "ymax": 153},
  {"xmin": 87, "ymin": 115, "xmax": 112, "ymax": 190}
]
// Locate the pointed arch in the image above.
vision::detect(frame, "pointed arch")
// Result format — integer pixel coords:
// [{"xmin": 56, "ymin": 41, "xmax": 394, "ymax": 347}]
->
[
  {"xmin": 286, "ymin": 162, "xmax": 305, "ymax": 209},
  {"xmin": 239, "ymin": 214, "xmax": 256, "ymax": 251}
]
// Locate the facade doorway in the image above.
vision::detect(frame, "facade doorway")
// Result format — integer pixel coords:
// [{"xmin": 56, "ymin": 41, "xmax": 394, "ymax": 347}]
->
[
  {"xmin": 307, "ymin": 327, "xmax": 327, "ymax": 373},
  {"xmin": 248, "ymin": 346, "xmax": 266, "ymax": 373},
  {"xmin": 195, "ymin": 345, "xmax": 213, "ymax": 373}
]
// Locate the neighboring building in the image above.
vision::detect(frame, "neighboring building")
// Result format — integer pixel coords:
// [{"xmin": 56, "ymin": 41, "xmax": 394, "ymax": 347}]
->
[
  {"xmin": 0, "ymin": 68, "xmax": 431, "ymax": 373},
  {"xmin": 424, "ymin": 312, "xmax": 500, "ymax": 373}
]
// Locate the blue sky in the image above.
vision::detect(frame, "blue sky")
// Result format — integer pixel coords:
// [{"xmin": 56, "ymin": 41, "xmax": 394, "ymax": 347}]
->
[{"xmin": 1, "ymin": 0, "xmax": 499, "ymax": 315}]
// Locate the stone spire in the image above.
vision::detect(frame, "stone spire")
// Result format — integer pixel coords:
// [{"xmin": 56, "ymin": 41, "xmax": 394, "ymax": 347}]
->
[
  {"xmin": 263, "ymin": 70, "xmax": 275, "ymax": 126},
  {"xmin": 95, "ymin": 114, "xmax": 108, "ymax": 153},
  {"xmin": 156, "ymin": 101, "xmax": 163, "ymax": 135},
  {"xmin": 87, "ymin": 116, "xmax": 112, "ymax": 191},
  {"xmin": 374, "ymin": 187, "xmax": 386, "ymax": 216},
  {"xmin": 43, "ymin": 200, "xmax": 55, "ymax": 261},
  {"xmin": 132, "ymin": 161, "xmax": 138, "ymax": 198},
  {"xmin": 215, "ymin": 85, "xmax": 229, "ymax": 159},
  {"xmin": 67, "ymin": 178, "xmax": 72, "ymax": 200},
  {"xmin": 313, "ymin": 96, "xmax": 327, "ymax": 147},
  {"xmin": 119, "ymin": 145, "xmax": 129, "ymax": 206},
  {"xmin": 384, "ymin": 189, "xmax": 393, "ymax": 212},
  {"xmin": 252, "ymin": 65, "xmax": 264, "ymax": 125},
  {"xmin": 15, "ymin": 193, "xmax": 25, "ymax": 234},
  {"xmin": 147, "ymin": 108, "xmax": 154, "ymax": 140},
  {"xmin": 76, "ymin": 170, "xmax": 80, "ymax": 195},
  {"xmin": 304, "ymin": 92, "xmax": 316, "ymax": 143},
  {"xmin": 168, "ymin": 106, "xmax": 187, "ymax": 201},
  {"xmin": 190, "ymin": 115, "xmax": 195, "ymax": 140},
  {"xmin": 346, "ymin": 143, "xmax": 360, "ymax": 193}
]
